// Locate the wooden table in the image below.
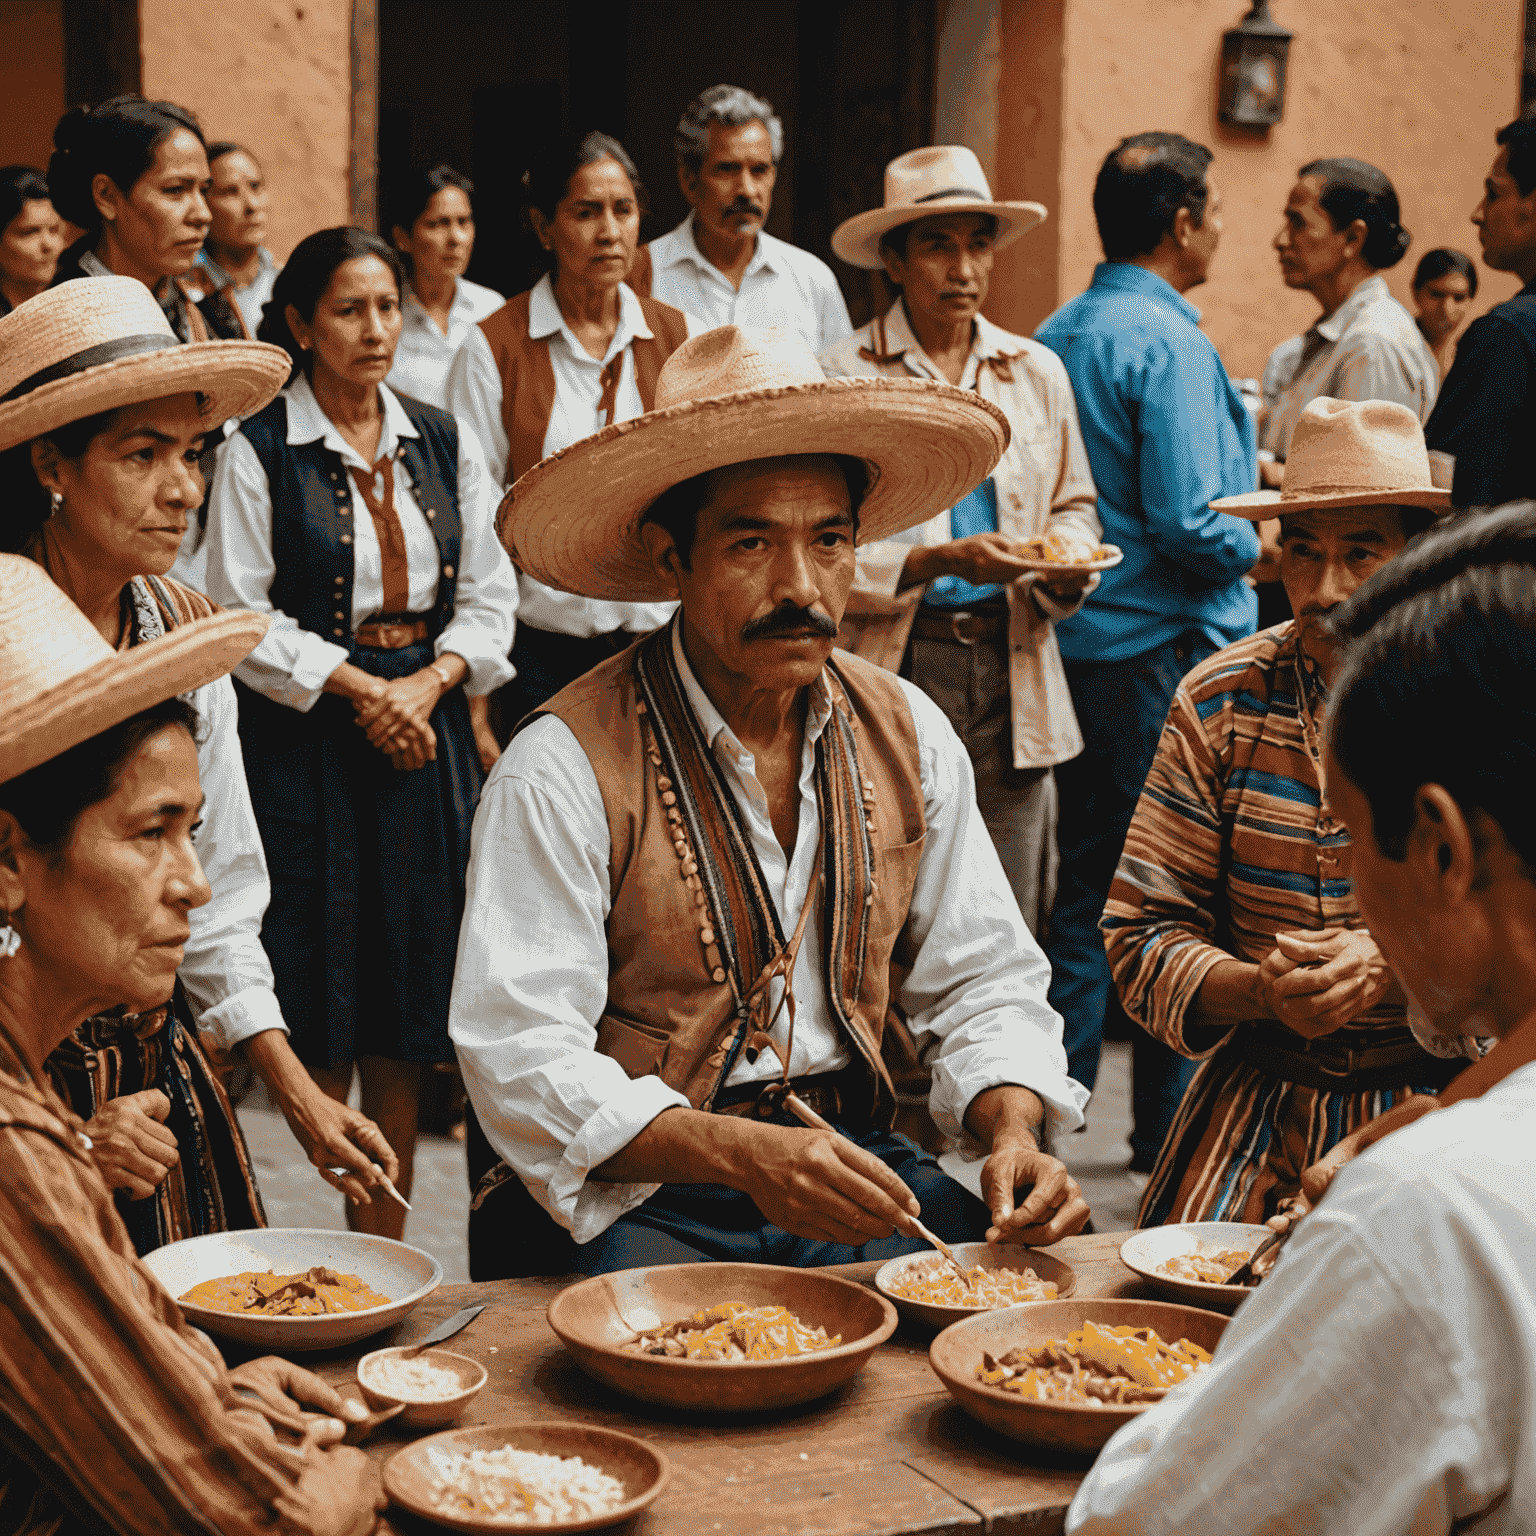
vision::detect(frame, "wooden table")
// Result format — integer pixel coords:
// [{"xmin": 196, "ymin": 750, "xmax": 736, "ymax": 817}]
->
[{"xmin": 305, "ymin": 1231, "xmax": 1154, "ymax": 1536}]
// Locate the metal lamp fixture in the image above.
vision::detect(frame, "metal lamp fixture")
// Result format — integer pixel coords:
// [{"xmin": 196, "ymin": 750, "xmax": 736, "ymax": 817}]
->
[{"xmin": 1219, "ymin": 0, "xmax": 1293, "ymax": 127}]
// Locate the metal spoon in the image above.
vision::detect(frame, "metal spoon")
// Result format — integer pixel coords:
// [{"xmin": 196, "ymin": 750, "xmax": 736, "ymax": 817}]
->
[{"xmin": 1226, "ymin": 1219, "xmax": 1296, "ymax": 1288}]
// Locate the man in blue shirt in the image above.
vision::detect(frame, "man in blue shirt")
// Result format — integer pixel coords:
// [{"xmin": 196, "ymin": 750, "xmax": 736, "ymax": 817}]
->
[{"xmin": 1035, "ymin": 132, "xmax": 1259, "ymax": 1174}]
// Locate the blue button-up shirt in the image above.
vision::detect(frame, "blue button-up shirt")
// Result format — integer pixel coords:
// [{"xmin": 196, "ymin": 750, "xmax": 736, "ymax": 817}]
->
[{"xmin": 1035, "ymin": 263, "xmax": 1258, "ymax": 664}]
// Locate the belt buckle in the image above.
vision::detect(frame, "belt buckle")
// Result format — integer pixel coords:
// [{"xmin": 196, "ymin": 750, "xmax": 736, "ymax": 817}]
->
[{"xmin": 950, "ymin": 611, "xmax": 982, "ymax": 646}]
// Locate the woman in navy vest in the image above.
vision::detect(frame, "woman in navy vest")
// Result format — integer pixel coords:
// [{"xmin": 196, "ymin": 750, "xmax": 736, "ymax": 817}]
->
[{"xmin": 204, "ymin": 227, "xmax": 517, "ymax": 1237}]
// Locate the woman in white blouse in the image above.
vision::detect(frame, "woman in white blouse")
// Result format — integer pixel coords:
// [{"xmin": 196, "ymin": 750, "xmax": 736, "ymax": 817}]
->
[
  {"xmin": 444, "ymin": 129, "xmax": 694, "ymax": 742},
  {"xmin": 384, "ymin": 164, "xmax": 504, "ymax": 409},
  {"xmin": 205, "ymin": 227, "xmax": 518, "ymax": 1237}
]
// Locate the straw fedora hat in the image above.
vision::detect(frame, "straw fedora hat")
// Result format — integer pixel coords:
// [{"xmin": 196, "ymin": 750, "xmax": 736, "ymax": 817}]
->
[
  {"xmin": 1213, "ymin": 397, "xmax": 1453, "ymax": 519},
  {"xmin": 0, "ymin": 555, "xmax": 269, "ymax": 784},
  {"xmin": 0, "ymin": 277, "xmax": 291, "ymax": 455},
  {"xmin": 831, "ymin": 145, "xmax": 1048, "ymax": 270},
  {"xmin": 497, "ymin": 325, "xmax": 1010, "ymax": 603}
]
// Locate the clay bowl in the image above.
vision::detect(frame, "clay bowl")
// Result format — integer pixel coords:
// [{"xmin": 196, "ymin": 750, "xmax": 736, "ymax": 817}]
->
[
  {"xmin": 142, "ymin": 1228, "xmax": 442, "ymax": 1353},
  {"xmin": 928, "ymin": 1298, "xmax": 1230, "ymax": 1454},
  {"xmin": 546, "ymin": 1262, "xmax": 897, "ymax": 1412},
  {"xmin": 1119, "ymin": 1223, "xmax": 1275, "ymax": 1313},
  {"xmin": 874, "ymin": 1242, "xmax": 1077, "ymax": 1331},
  {"xmin": 383, "ymin": 1421, "xmax": 669, "ymax": 1533},
  {"xmin": 357, "ymin": 1346, "xmax": 488, "ymax": 1429}
]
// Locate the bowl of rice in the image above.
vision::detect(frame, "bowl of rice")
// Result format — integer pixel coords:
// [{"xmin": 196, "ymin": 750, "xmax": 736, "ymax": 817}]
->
[
  {"xmin": 383, "ymin": 1422, "xmax": 668, "ymax": 1533},
  {"xmin": 874, "ymin": 1242, "xmax": 1077, "ymax": 1330},
  {"xmin": 357, "ymin": 1345, "xmax": 488, "ymax": 1428}
]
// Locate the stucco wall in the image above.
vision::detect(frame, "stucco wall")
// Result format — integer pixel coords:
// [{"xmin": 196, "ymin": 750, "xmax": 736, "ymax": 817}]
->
[
  {"xmin": 0, "ymin": 0, "xmax": 66, "ymax": 172},
  {"xmin": 987, "ymin": 0, "xmax": 1525, "ymax": 378},
  {"xmin": 140, "ymin": 0, "xmax": 353, "ymax": 263}
]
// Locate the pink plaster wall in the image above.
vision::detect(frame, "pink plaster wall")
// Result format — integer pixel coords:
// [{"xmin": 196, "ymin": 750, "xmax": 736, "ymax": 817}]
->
[
  {"xmin": 140, "ymin": 0, "xmax": 353, "ymax": 262},
  {"xmin": 0, "ymin": 0, "xmax": 66, "ymax": 172}
]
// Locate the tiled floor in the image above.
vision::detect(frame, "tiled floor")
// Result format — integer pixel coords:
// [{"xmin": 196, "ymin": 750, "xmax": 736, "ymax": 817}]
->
[{"xmin": 235, "ymin": 1040, "xmax": 1141, "ymax": 1281}]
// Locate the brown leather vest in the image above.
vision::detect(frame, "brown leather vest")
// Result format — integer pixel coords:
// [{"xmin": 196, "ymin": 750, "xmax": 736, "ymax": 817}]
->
[
  {"xmin": 476, "ymin": 286, "xmax": 692, "ymax": 482},
  {"xmin": 539, "ymin": 641, "xmax": 928, "ymax": 1126}
]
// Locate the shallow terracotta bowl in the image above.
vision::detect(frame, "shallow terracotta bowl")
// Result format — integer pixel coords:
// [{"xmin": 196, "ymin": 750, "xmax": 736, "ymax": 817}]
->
[
  {"xmin": 874, "ymin": 1242, "xmax": 1078, "ymax": 1331},
  {"xmin": 357, "ymin": 1345, "xmax": 488, "ymax": 1428},
  {"xmin": 1118, "ymin": 1223, "xmax": 1275, "ymax": 1313}
]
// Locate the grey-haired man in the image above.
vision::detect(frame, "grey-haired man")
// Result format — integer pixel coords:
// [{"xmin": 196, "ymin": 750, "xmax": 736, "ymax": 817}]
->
[{"xmin": 628, "ymin": 84, "xmax": 852, "ymax": 354}]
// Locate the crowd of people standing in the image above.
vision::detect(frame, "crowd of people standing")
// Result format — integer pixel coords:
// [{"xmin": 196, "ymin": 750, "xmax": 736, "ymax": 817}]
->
[{"xmin": 1, "ymin": 72, "xmax": 1536, "ymax": 1535}]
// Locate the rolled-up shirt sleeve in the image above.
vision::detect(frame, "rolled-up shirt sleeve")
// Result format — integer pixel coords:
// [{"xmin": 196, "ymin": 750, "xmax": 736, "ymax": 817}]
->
[
  {"xmin": 449, "ymin": 720, "xmax": 691, "ymax": 1244},
  {"xmin": 444, "ymin": 326, "xmax": 510, "ymax": 489},
  {"xmin": 434, "ymin": 425, "xmax": 518, "ymax": 696},
  {"xmin": 203, "ymin": 432, "xmax": 350, "ymax": 711},
  {"xmin": 179, "ymin": 674, "xmax": 286, "ymax": 1054},
  {"xmin": 896, "ymin": 682, "xmax": 1088, "ymax": 1139},
  {"xmin": 1101, "ymin": 683, "xmax": 1238, "ymax": 1057}
]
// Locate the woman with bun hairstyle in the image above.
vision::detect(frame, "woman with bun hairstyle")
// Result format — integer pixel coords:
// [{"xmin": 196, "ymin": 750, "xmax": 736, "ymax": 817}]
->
[
  {"xmin": 1258, "ymin": 158, "xmax": 1439, "ymax": 477},
  {"xmin": 48, "ymin": 94, "xmax": 246, "ymax": 341},
  {"xmin": 0, "ymin": 166, "xmax": 64, "ymax": 315},
  {"xmin": 203, "ymin": 228, "xmax": 517, "ymax": 1238},
  {"xmin": 1411, "ymin": 246, "xmax": 1479, "ymax": 379}
]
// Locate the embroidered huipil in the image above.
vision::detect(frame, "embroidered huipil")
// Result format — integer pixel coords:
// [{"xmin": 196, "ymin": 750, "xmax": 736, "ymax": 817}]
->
[{"xmin": 450, "ymin": 621, "xmax": 1087, "ymax": 1243}]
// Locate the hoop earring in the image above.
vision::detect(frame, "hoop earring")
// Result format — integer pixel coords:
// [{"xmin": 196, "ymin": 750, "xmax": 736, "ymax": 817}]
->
[{"xmin": 0, "ymin": 917, "xmax": 19, "ymax": 960}]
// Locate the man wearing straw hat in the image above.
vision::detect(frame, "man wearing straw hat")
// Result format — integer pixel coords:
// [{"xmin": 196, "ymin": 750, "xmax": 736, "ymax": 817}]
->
[
  {"xmin": 1102, "ymin": 397, "xmax": 1475, "ymax": 1231},
  {"xmin": 451, "ymin": 326, "xmax": 1091, "ymax": 1277},
  {"xmin": 823, "ymin": 145, "xmax": 1099, "ymax": 942}
]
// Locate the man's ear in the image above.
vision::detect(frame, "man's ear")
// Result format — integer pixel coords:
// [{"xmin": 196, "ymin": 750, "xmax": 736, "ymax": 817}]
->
[
  {"xmin": 1171, "ymin": 205, "xmax": 1195, "ymax": 250},
  {"xmin": 1406, "ymin": 784, "xmax": 1475, "ymax": 901},
  {"xmin": 30, "ymin": 438, "xmax": 63, "ymax": 498},
  {"xmin": 638, "ymin": 521, "xmax": 684, "ymax": 600},
  {"xmin": 879, "ymin": 246, "xmax": 906, "ymax": 289},
  {"xmin": 676, "ymin": 159, "xmax": 699, "ymax": 206},
  {"xmin": 0, "ymin": 811, "xmax": 31, "ymax": 917}
]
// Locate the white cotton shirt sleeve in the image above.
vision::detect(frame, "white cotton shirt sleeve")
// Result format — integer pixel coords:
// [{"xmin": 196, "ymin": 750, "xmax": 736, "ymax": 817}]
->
[
  {"xmin": 444, "ymin": 326, "xmax": 510, "ymax": 489},
  {"xmin": 449, "ymin": 718, "xmax": 691, "ymax": 1243},
  {"xmin": 202, "ymin": 431, "xmax": 350, "ymax": 710}
]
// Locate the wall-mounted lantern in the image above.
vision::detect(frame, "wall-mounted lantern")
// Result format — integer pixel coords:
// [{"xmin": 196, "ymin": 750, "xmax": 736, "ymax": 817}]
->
[{"xmin": 1219, "ymin": 0, "xmax": 1293, "ymax": 127}]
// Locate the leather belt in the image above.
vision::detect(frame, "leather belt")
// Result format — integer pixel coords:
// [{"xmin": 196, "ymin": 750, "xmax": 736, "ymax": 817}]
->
[
  {"xmin": 1235, "ymin": 1034, "xmax": 1466, "ymax": 1093},
  {"xmin": 713, "ymin": 1068, "xmax": 860, "ymax": 1125},
  {"xmin": 355, "ymin": 617, "xmax": 430, "ymax": 649},
  {"xmin": 912, "ymin": 603, "xmax": 1007, "ymax": 646}
]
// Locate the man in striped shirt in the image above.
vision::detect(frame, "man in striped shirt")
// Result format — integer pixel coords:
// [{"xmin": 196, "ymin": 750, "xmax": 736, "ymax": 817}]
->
[{"xmin": 1102, "ymin": 397, "xmax": 1471, "ymax": 1226}]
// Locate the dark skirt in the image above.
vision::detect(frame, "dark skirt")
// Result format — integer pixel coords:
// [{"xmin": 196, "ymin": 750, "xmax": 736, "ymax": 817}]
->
[
  {"xmin": 234, "ymin": 638, "xmax": 482, "ymax": 1068},
  {"xmin": 45, "ymin": 988, "xmax": 266, "ymax": 1256}
]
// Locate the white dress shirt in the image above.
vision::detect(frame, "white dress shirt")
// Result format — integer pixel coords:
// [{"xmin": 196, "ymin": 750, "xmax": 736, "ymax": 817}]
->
[
  {"xmin": 203, "ymin": 373, "xmax": 518, "ymax": 709},
  {"xmin": 387, "ymin": 276, "xmax": 504, "ymax": 409},
  {"xmin": 1069, "ymin": 1058, "xmax": 1536, "ymax": 1536},
  {"xmin": 647, "ymin": 213, "xmax": 853, "ymax": 356},
  {"xmin": 450, "ymin": 620, "xmax": 1088, "ymax": 1244},
  {"xmin": 195, "ymin": 245, "xmax": 281, "ymax": 337},
  {"xmin": 443, "ymin": 273, "xmax": 681, "ymax": 638}
]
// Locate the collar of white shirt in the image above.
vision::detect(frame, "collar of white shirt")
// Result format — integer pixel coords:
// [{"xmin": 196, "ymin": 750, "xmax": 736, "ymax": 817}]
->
[
  {"xmin": 401, "ymin": 276, "xmax": 482, "ymax": 334},
  {"xmin": 197, "ymin": 244, "xmax": 276, "ymax": 292},
  {"xmin": 527, "ymin": 271, "xmax": 654, "ymax": 363},
  {"xmin": 659, "ymin": 212, "xmax": 780, "ymax": 282},
  {"xmin": 875, "ymin": 298, "xmax": 1023, "ymax": 387},
  {"xmin": 1312, "ymin": 272, "xmax": 1390, "ymax": 344},
  {"xmin": 283, "ymin": 371, "xmax": 420, "ymax": 470}
]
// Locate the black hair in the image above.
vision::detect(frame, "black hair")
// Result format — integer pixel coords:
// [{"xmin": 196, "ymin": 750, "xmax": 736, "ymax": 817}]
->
[
  {"xmin": 0, "ymin": 409, "xmax": 117, "ymax": 554},
  {"xmin": 256, "ymin": 226, "xmax": 404, "ymax": 381},
  {"xmin": 877, "ymin": 211, "xmax": 999, "ymax": 264},
  {"xmin": 1328, "ymin": 501, "xmax": 1536, "ymax": 866},
  {"xmin": 206, "ymin": 141, "xmax": 258, "ymax": 171},
  {"xmin": 1412, "ymin": 246, "xmax": 1478, "ymax": 299},
  {"xmin": 1298, "ymin": 157, "xmax": 1411, "ymax": 271},
  {"xmin": 385, "ymin": 163, "xmax": 473, "ymax": 241},
  {"xmin": 1495, "ymin": 118, "xmax": 1536, "ymax": 198},
  {"xmin": 0, "ymin": 166, "xmax": 51, "ymax": 236},
  {"xmin": 641, "ymin": 455, "xmax": 870, "ymax": 569},
  {"xmin": 47, "ymin": 95, "xmax": 205, "ymax": 238},
  {"xmin": 521, "ymin": 131, "xmax": 646, "ymax": 271},
  {"xmin": 0, "ymin": 696, "xmax": 199, "ymax": 858},
  {"xmin": 1093, "ymin": 132, "xmax": 1213, "ymax": 261}
]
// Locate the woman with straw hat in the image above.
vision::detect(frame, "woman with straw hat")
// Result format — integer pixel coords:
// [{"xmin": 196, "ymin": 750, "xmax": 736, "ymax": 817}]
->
[
  {"xmin": 204, "ymin": 227, "xmax": 518, "ymax": 1240},
  {"xmin": 0, "ymin": 274, "xmax": 402, "ymax": 1252},
  {"xmin": 0, "ymin": 553, "xmax": 383, "ymax": 1535}
]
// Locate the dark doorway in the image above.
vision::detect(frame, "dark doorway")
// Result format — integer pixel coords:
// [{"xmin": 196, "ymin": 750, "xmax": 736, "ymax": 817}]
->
[{"xmin": 378, "ymin": 0, "xmax": 932, "ymax": 326}]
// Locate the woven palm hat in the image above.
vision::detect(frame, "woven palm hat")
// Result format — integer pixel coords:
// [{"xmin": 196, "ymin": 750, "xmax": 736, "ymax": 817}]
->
[
  {"xmin": 1214, "ymin": 397, "xmax": 1453, "ymax": 519},
  {"xmin": 0, "ymin": 277, "xmax": 291, "ymax": 454},
  {"xmin": 831, "ymin": 145, "xmax": 1048, "ymax": 270},
  {"xmin": 0, "ymin": 555, "xmax": 269, "ymax": 784},
  {"xmin": 498, "ymin": 325, "xmax": 1010, "ymax": 603}
]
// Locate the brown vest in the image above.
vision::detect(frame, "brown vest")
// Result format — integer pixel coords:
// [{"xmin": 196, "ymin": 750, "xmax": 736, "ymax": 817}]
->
[
  {"xmin": 476, "ymin": 286, "xmax": 691, "ymax": 481},
  {"xmin": 540, "ymin": 640, "xmax": 928, "ymax": 1126}
]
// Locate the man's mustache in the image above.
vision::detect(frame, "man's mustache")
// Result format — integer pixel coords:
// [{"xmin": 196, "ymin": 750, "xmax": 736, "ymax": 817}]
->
[
  {"xmin": 741, "ymin": 606, "xmax": 838, "ymax": 641},
  {"xmin": 1298, "ymin": 602, "xmax": 1339, "ymax": 622},
  {"xmin": 724, "ymin": 199, "xmax": 765, "ymax": 219}
]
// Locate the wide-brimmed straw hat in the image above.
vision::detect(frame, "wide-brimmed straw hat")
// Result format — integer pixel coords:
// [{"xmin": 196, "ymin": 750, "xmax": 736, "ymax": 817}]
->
[
  {"xmin": 498, "ymin": 325, "xmax": 1010, "ymax": 603},
  {"xmin": 0, "ymin": 555, "xmax": 269, "ymax": 784},
  {"xmin": 1214, "ymin": 397, "xmax": 1453, "ymax": 519},
  {"xmin": 831, "ymin": 146, "xmax": 1048, "ymax": 270},
  {"xmin": 0, "ymin": 277, "xmax": 291, "ymax": 454}
]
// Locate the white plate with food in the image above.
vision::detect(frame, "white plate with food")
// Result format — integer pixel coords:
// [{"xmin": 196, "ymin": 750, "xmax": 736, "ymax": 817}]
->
[
  {"xmin": 1012, "ymin": 535, "xmax": 1124, "ymax": 574},
  {"xmin": 142, "ymin": 1227, "xmax": 442, "ymax": 1351},
  {"xmin": 1118, "ymin": 1222, "xmax": 1274, "ymax": 1312},
  {"xmin": 874, "ymin": 1241, "xmax": 1077, "ymax": 1331}
]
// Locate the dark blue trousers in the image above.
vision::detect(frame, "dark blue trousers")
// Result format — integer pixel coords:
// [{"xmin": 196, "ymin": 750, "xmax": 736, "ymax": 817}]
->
[
  {"xmin": 573, "ymin": 1128, "xmax": 992, "ymax": 1275},
  {"xmin": 1046, "ymin": 633, "xmax": 1209, "ymax": 1171}
]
